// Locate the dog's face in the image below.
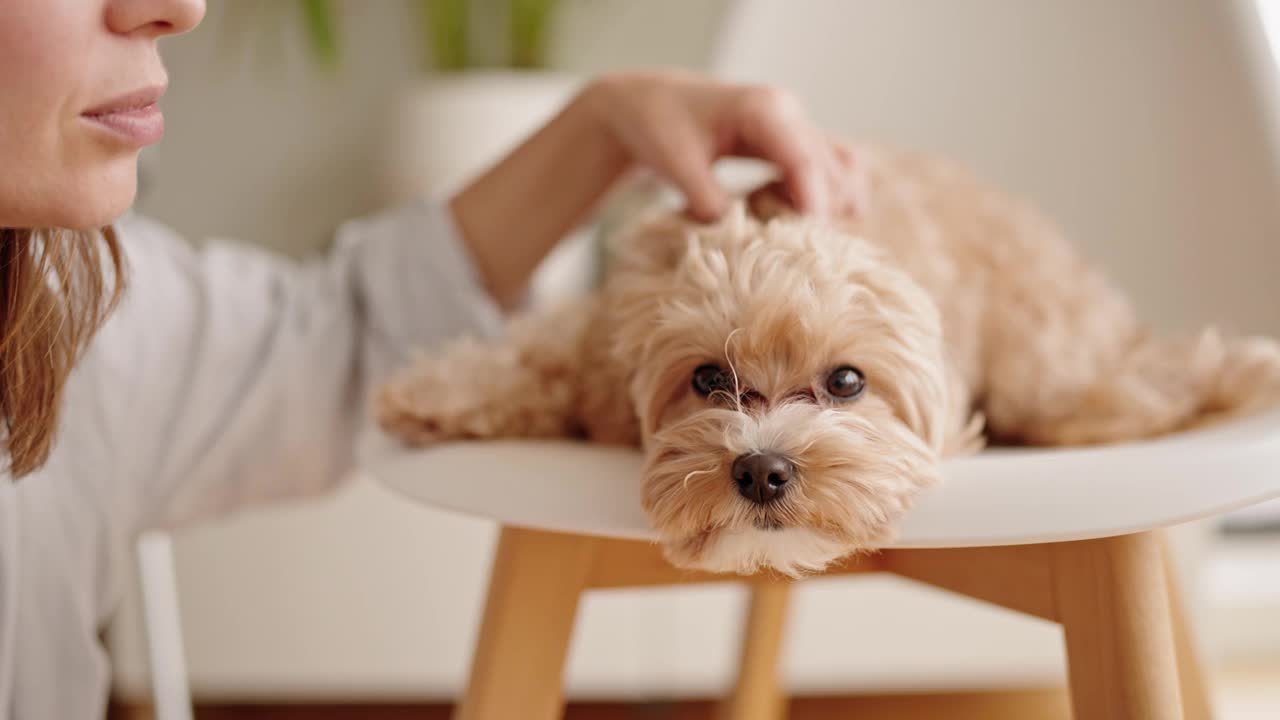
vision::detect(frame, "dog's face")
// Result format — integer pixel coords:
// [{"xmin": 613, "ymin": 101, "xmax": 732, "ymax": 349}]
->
[{"xmin": 604, "ymin": 205, "xmax": 967, "ymax": 576}]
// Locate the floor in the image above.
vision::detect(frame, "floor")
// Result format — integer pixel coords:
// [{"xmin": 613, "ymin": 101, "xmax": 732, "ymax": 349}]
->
[
  {"xmin": 115, "ymin": 689, "xmax": 1074, "ymax": 720},
  {"xmin": 110, "ymin": 665, "xmax": 1280, "ymax": 719}
]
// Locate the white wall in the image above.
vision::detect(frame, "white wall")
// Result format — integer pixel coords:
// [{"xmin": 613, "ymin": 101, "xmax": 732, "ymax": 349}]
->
[{"xmin": 113, "ymin": 0, "xmax": 1280, "ymax": 703}]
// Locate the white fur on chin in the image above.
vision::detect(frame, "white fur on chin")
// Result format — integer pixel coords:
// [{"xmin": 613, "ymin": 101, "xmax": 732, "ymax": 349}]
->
[{"xmin": 689, "ymin": 527, "xmax": 851, "ymax": 577}]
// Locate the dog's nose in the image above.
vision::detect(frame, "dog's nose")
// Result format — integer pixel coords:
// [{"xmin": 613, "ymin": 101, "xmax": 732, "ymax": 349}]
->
[{"xmin": 732, "ymin": 452, "xmax": 794, "ymax": 504}]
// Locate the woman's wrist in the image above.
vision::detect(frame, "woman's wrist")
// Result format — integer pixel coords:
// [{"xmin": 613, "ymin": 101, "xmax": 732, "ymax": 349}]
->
[
  {"xmin": 573, "ymin": 76, "xmax": 631, "ymax": 170},
  {"xmin": 450, "ymin": 78, "xmax": 630, "ymax": 309}
]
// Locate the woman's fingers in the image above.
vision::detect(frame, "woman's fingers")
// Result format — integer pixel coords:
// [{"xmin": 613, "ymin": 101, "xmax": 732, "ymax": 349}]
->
[
  {"xmin": 733, "ymin": 87, "xmax": 829, "ymax": 216},
  {"xmin": 586, "ymin": 73, "xmax": 859, "ymax": 222},
  {"xmin": 656, "ymin": 112, "xmax": 728, "ymax": 222},
  {"xmin": 824, "ymin": 137, "xmax": 864, "ymax": 216}
]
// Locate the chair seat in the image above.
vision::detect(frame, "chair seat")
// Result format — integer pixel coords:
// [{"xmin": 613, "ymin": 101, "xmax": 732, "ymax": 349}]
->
[{"xmin": 362, "ymin": 407, "xmax": 1280, "ymax": 548}]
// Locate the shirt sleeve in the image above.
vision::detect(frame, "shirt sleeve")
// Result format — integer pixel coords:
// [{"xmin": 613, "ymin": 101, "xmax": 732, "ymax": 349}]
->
[{"xmin": 104, "ymin": 198, "xmax": 503, "ymax": 531}]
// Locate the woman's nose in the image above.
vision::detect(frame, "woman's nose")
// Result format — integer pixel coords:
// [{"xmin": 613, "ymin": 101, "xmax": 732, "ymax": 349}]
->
[{"xmin": 106, "ymin": 0, "xmax": 206, "ymax": 38}]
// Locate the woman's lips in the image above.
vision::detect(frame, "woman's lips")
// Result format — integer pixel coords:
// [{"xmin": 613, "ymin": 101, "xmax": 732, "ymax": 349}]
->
[{"xmin": 81, "ymin": 85, "xmax": 167, "ymax": 146}]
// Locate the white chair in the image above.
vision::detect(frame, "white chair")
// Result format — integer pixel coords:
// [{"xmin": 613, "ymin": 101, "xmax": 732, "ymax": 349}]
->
[
  {"xmin": 133, "ymin": 532, "xmax": 195, "ymax": 720},
  {"xmin": 364, "ymin": 407, "xmax": 1280, "ymax": 720}
]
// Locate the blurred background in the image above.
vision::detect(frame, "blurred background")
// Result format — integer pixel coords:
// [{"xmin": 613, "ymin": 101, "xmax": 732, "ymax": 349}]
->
[{"xmin": 110, "ymin": 0, "xmax": 1280, "ymax": 717}]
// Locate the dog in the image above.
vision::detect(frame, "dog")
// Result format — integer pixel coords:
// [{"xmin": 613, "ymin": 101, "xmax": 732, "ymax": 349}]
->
[{"xmin": 376, "ymin": 143, "xmax": 1280, "ymax": 576}]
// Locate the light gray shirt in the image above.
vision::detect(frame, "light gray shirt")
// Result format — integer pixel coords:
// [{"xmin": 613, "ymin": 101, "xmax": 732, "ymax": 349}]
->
[{"xmin": 0, "ymin": 200, "xmax": 501, "ymax": 719}]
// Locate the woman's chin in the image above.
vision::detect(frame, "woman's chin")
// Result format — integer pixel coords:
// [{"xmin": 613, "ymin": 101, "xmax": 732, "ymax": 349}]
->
[{"xmin": 54, "ymin": 164, "xmax": 138, "ymax": 229}]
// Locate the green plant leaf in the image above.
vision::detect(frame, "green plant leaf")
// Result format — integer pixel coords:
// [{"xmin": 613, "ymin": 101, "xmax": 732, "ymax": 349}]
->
[
  {"xmin": 509, "ymin": 0, "xmax": 558, "ymax": 69},
  {"xmin": 299, "ymin": 0, "xmax": 340, "ymax": 68},
  {"xmin": 422, "ymin": 0, "xmax": 469, "ymax": 71}
]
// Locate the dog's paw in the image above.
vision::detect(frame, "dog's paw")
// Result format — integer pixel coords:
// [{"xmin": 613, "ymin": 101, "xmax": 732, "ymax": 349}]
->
[
  {"xmin": 375, "ymin": 384, "xmax": 525, "ymax": 446},
  {"xmin": 374, "ymin": 387, "xmax": 454, "ymax": 447},
  {"xmin": 373, "ymin": 352, "xmax": 493, "ymax": 447},
  {"xmin": 374, "ymin": 339, "xmax": 582, "ymax": 447}
]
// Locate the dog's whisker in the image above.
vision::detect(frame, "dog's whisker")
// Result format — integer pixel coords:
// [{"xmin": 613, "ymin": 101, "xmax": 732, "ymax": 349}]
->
[
  {"xmin": 681, "ymin": 467, "xmax": 716, "ymax": 490},
  {"xmin": 724, "ymin": 327, "xmax": 745, "ymax": 413},
  {"xmin": 788, "ymin": 436, "xmax": 822, "ymax": 458},
  {"xmin": 709, "ymin": 388, "xmax": 737, "ymax": 406}
]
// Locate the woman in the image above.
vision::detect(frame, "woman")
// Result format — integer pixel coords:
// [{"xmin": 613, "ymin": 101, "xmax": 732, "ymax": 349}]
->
[{"xmin": 0, "ymin": 1, "xmax": 860, "ymax": 717}]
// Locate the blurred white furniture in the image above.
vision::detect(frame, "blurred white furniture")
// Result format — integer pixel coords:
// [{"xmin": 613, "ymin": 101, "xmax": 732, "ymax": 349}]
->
[
  {"xmin": 133, "ymin": 533, "xmax": 195, "ymax": 720},
  {"xmin": 367, "ymin": 408, "xmax": 1280, "ymax": 720}
]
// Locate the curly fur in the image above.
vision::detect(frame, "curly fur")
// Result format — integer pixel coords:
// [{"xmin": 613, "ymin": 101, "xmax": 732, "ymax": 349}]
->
[{"xmin": 376, "ymin": 143, "xmax": 1280, "ymax": 576}]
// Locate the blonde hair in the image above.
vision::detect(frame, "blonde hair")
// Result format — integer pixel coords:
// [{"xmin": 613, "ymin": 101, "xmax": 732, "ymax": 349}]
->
[{"xmin": 0, "ymin": 228, "xmax": 124, "ymax": 478}]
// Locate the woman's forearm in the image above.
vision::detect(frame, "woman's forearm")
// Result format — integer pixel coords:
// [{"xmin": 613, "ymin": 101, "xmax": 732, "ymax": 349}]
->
[
  {"xmin": 449, "ymin": 72, "xmax": 859, "ymax": 309},
  {"xmin": 449, "ymin": 84, "xmax": 624, "ymax": 309}
]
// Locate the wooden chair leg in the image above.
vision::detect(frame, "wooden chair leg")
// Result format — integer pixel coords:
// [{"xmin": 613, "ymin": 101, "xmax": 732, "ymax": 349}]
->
[
  {"xmin": 1050, "ymin": 532, "xmax": 1184, "ymax": 720},
  {"xmin": 107, "ymin": 699, "xmax": 156, "ymax": 720},
  {"xmin": 1161, "ymin": 534, "xmax": 1216, "ymax": 720},
  {"xmin": 456, "ymin": 526, "xmax": 596, "ymax": 720},
  {"xmin": 719, "ymin": 581, "xmax": 791, "ymax": 720}
]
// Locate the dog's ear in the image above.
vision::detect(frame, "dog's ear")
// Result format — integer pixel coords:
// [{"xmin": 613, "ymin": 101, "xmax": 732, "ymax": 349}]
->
[
  {"xmin": 573, "ymin": 302, "xmax": 642, "ymax": 446},
  {"xmin": 842, "ymin": 262, "xmax": 985, "ymax": 458},
  {"xmin": 875, "ymin": 345, "xmax": 983, "ymax": 459}
]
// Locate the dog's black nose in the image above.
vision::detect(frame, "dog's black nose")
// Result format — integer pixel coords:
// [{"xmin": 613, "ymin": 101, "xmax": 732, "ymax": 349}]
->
[{"xmin": 732, "ymin": 452, "xmax": 794, "ymax": 504}]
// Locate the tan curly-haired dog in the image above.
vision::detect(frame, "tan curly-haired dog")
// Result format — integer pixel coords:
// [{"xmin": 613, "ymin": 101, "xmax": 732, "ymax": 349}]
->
[{"xmin": 377, "ymin": 144, "xmax": 1280, "ymax": 576}]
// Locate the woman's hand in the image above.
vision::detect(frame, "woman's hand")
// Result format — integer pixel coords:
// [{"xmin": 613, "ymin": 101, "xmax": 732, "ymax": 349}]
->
[
  {"xmin": 583, "ymin": 71, "xmax": 861, "ymax": 221},
  {"xmin": 451, "ymin": 71, "xmax": 857, "ymax": 308}
]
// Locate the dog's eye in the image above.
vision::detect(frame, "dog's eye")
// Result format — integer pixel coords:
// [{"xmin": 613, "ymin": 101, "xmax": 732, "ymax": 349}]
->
[
  {"xmin": 692, "ymin": 364, "xmax": 733, "ymax": 397},
  {"xmin": 825, "ymin": 366, "xmax": 866, "ymax": 400}
]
